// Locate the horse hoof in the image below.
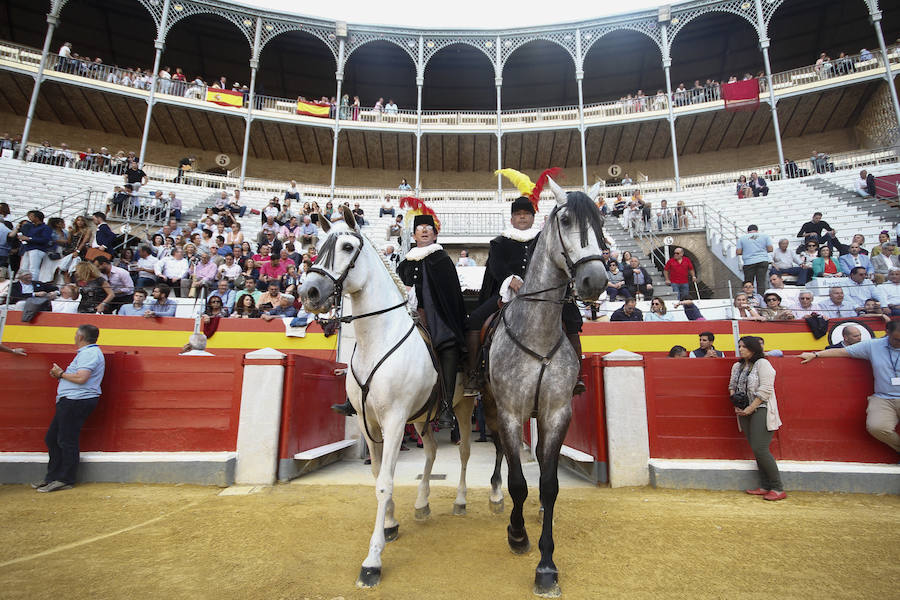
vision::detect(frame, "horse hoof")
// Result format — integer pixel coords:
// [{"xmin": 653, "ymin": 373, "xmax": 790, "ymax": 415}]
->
[
  {"xmin": 507, "ymin": 525, "xmax": 530, "ymax": 555},
  {"xmin": 489, "ymin": 498, "xmax": 504, "ymax": 514},
  {"xmin": 384, "ymin": 524, "xmax": 399, "ymax": 542},
  {"xmin": 414, "ymin": 504, "xmax": 431, "ymax": 521},
  {"xmin": 356, "ymin": 566, "xmax": 382, "ymax": 588},
  {"xmin": 533, "ymin": 579, "xmax": 561, "ymax": 598},
  {"xmin": 452, "ymin": 503, "xmax": 466, "ymax": 516},
  {"xmin": 534, "ymin": 570, "xmax": 560, "ymax": 598}
]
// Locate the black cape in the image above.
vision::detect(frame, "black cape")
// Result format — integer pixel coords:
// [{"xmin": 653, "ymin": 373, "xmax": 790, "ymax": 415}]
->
[
  {"xmin": 478, "ymin": 234, "xmax": 536, "ymax": 303},
  {"xmin": 398, "ymin": 248, "xmax": 467, "ymax": 352}
]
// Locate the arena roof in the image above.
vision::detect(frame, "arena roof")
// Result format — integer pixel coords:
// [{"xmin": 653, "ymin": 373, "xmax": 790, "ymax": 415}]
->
[{"xmin": 232, "ymin": 0, "xmax": 673, "ymax": 30}]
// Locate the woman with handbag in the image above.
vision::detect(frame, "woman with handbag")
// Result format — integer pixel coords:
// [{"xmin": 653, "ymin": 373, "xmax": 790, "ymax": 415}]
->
[
  {"xmin": 727, "ymin": 336, "xmax": 786, "ymax": 501},
  {"xmin": 74, "ymin": 261, "xmax": 114, "ymax": 314}
]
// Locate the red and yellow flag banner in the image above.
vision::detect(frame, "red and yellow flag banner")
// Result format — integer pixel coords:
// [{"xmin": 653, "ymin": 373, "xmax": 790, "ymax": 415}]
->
[
  {"xmin": 297, "ymin": 100, "xmax": 330, "ymax": 118},
  {"xmin": 205, "ymin": 88, "xmax": 244, "ymax": 108}
]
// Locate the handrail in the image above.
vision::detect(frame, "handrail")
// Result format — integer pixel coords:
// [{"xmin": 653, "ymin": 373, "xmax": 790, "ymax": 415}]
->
[
  {"xmin": 12, "ymin": 142, "xmax": 900, "ymax": 205},
  {"xmin": 2, "ymin": 38, "xmax": 897, "ymax": 131}
]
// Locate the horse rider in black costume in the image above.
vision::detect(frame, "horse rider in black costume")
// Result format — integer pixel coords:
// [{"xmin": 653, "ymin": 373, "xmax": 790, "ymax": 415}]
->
[
  {"xmin": 395, "ymin": 213, "xmax": 468, "ymax": 428},
  {"xmin": 464, "ymin": 196, "xmax": 587, "ymax": 396}
]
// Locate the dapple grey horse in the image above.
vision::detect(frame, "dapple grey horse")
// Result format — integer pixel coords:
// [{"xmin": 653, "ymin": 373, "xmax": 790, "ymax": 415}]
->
[{"xmin": 483, "ymin": 179, "xmax": 607, "ymax": 597}]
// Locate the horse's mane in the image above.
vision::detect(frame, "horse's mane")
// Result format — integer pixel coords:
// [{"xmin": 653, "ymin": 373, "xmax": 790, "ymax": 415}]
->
[
  {"xmin": 362, "ymin": 232, "xmax": 408, "ymax": 301},
  {"xmin": 550, "ymin": 191, "xmax": 608, "ymax": 251}
]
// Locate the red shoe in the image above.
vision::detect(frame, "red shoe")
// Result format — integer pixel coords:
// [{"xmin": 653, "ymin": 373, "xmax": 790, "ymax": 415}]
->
[
  {"xmin": 745, "ymin": 488, "xmax": 769, "ymax": 496},
  {"xmin": 763, "ymin": 490, "xmax": 787, "ymax": 501}
]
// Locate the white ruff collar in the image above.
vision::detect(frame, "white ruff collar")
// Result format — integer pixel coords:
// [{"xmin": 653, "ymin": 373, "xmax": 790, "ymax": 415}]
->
[
  {"xmin": 502, "ymin": 228, "xmax": 540, "ymax": 242},
  {"xmin": 405, "ymin": 243, "xmax": 443, "ymax": 261}
]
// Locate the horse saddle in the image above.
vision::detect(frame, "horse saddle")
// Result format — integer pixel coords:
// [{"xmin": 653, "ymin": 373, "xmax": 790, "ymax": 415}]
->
[{"xmin": 407, "ymin": 319, "xmax": 443, "ymax": 424}]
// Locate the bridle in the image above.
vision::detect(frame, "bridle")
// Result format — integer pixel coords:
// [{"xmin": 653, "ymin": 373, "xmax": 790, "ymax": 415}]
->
[
  {"xmin": 515, "ymin": 202, "xmax": 606, "ymax": 305},
  {"xmin": 307, "ymin": 229, "xmax": 409, "ymax": 323}
]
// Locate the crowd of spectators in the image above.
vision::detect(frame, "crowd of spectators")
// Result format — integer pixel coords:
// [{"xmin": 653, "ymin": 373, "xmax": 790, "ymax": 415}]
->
[{"xmin": 603, "ymin": 191, "xmax": 697, "ymax": 233}]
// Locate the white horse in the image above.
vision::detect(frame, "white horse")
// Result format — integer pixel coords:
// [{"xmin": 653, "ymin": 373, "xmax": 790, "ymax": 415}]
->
[{"xmin": 299, "ymin": 205, "xmax": 474, "ymax": 588}]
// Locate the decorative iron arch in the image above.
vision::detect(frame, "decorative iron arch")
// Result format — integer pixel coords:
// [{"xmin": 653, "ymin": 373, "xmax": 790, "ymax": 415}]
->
[
  {"xmin": 667, "ymin": 0, "xmax": 763, "ymax": 53},
  {"xmin": 500, "ymin": 33, "xmax": 577, "ymax": 75},
  {"xmin": 160, "ymin": 1, "xmax": 254, "ymax": 49},
  {"xmin": 257, "ymin": 20, "xmax": 339, "ymax": 64},
  {"xmin": 342, "ymin": 32, "xmax": 418, "ymax": 73},
  {"xmin": 134, "ymin": 0, "xmax": 166, "ymax": 35},
  {"xmin": 580, "ymin": 22, "xmax": 664, "ymax": 70},
  {"xmin": 422, "ymin": 38, "xmax": 497, "ymax": 80}
]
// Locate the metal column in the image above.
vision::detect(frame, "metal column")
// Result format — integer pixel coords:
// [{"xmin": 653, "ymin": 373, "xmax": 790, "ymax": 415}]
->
[
  {"xmin": 18, "ymin": 12, "xmax": 60, "ymax": 160},
  {"xmin": 414, "ymin": 37, "xmax": 424, "ymax": 195},
  {"xmin": 495, "ymin": 36, "xmax": 503, "ymax": 198},
  {"xmin": 871, "ymin": 9, "xmax": 900, "ymax": 136},
  {"xmin": 329, "ymin": 38, "xmax": 345, "ymax": 196},
  {"xmin": 754, "ymin": 0, "xmax": 785, "ymax": 170},
  {"xmin": 138, "ymin": 0, "xmax": 172, "ymax": 166},
  {"xmin": 239, "ymin": 18, "xmax": 262, "ymax": 189},
  {"xmin": 575, "ymin": 30, "xmax": 588, "ymax": 192},
  {"xmin": 660, "ymin": 23, "xmax": 681, "ymax": 191}
]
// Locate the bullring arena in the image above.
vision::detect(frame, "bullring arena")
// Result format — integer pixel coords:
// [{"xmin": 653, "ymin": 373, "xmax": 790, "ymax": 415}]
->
[{"xmin": 1, "ymin": 0, "xmax": 900, "ymax": 597}]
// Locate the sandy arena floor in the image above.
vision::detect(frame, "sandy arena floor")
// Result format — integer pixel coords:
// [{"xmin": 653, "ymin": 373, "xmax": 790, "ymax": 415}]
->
[{"xmin": 1, "ymin": 470, "xmax": 898, "ymax": 600}]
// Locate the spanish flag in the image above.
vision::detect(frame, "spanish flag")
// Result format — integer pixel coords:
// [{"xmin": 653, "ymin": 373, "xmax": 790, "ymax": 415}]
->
[
  {"xmin": 297, "ymin": 100, "xmax": 330, "ymax": 118},
  {"xmin": 205, "ymin": 88, "xmax": 244, "ymax": 108}
]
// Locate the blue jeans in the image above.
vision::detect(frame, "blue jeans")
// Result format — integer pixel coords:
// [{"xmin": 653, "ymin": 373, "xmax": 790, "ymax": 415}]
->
[{"xmin": 671, "ymin": 282, "xmax": 690, "ymax": 300}]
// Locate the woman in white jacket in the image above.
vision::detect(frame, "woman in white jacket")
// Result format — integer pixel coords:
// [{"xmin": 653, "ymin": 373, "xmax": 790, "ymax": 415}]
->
[{"xmin": 727, "ymin": 335, "xmax": 786, "ymax": 501}]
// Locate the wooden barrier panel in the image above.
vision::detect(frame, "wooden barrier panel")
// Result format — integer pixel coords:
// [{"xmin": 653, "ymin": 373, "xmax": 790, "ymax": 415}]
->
[
  {"xmin": 563, "ymin": 355, "xmax": 607, "ymax": 462},
  {"xmin": 0, "ymin": 351, "xmax": 243, "ymax": 452},
  {"xmin": 644, "ymin": 356, "xmax": 897, "ymax": 463},
  {"xmin": 279, "ymin": 355, "xmax": 347, "ymax": 459}
]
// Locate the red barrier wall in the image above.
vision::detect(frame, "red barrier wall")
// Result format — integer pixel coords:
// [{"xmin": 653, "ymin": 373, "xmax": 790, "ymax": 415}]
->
[
  {"xmin": 0, "ymin": 351, "xmax": 243, "ymax": 452},
  {"xmin": 279, "ymin": 355, "xmax": 347, "ymax": 458},
  {"xmin": 563, "ymin": 355, "xmax": 607, "ymax": 463},
  {"xmin": 644, "ymin": 356, "xmax": 897, "ymax": 463}
]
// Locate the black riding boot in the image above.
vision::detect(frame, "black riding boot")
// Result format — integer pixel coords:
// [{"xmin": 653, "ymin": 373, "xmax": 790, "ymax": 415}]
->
[
  {"xmin": 331, "ymin": 399, "xmax": 357, "ymax": 416},
  {"xmin": 567, "ymin": 333, "xmax": 586, "ymax": 395},
  {"xmin": 464, "ymin": 330, "xmax": 481, "ymax": 396},
  {"xmin": 437, "ymin": 347, "xmax": 459, "ymax": 429}
]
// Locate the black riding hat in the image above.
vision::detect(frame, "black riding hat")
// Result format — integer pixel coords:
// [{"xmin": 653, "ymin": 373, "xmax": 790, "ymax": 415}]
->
[
  {"xmin": 511, "ymin": 196, "xmax": 535, "ymax": 215},
  {"xmin": 413, "ymin": 214, "xmax": 436, "ymax": 230}
]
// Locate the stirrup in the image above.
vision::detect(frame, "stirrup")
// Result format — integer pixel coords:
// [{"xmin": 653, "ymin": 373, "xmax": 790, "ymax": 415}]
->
[
  {"xmin": 573, "ymin": 378, "xmax": 586, "ymax": 396},
  {"xmin": 463, "ymin": 371, "xmax": 480, "ymax": 396},
  {"xmin": 436, "ymin": 404, "xmax": 457, "ymax": 429},
  {"xmin": 331, "ymin": 400, "xmax": 356, "ymax": 416}
]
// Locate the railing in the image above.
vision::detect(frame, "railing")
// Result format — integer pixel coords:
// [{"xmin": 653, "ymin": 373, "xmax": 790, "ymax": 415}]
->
[
  {"xmin": 435, "ymin": 212, "xmax": 507, "ymax": 236},
  {"xmin": 13, "ymin": 141, "xmax": 900, "ymax": 205},
  {"xmin": 3, "ymin": 37, "xmax": 897, "ymax": 132},
  {"xmin": 8, "ymin": 187, "xmax": 104, "ymax": 225},
  {"xmin": 107, "ymin": 192, "xmax": 171, "ymax": 228}
]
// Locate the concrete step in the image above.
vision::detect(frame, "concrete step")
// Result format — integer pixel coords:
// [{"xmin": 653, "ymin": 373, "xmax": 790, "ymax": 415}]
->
[{"xmin": 802, "ymin": 178, "xmax": 900, "ymax": 226}]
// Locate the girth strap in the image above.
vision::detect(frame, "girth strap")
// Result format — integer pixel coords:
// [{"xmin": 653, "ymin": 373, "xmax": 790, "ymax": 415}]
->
[
  {"xmin": 499, "ymin": 301, "xmax": 567, "ymax": 412},
  {"xmin": 351, "ymin": 322, "xmax": 416, "ymax": 444}
]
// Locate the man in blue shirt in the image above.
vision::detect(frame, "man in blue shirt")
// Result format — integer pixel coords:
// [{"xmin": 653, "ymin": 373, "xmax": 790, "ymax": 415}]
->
[
  {"xmin": 36, "ymin": 324, "xmax": 105, "ymax": 492},
  {"xmin": 843, "ymin": 267, "xmax": 878, "ymax": 309},
  {"xmin": 117, "ymin": 289, "xmax": 149, "ymax": 316},
  {"xmin": 800, "ymin": 320, "xmax": 900, "ymax": 453},
  {"xmin": 145, "ymin": 283, "xmax": 177, "ymax": 318},
  {"xmin": 736, "ymin": 225, "xmax": 773, "ymax": 295},
  {"xmin": 838, "ymin": 242, "xmax": 873, "ymax": 276}
]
